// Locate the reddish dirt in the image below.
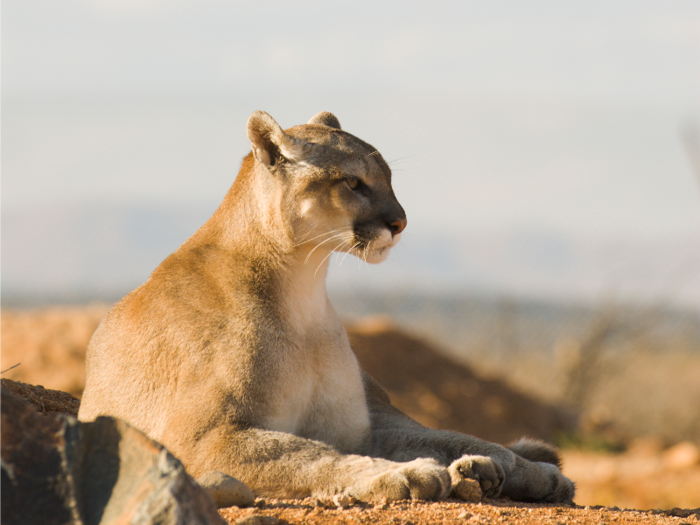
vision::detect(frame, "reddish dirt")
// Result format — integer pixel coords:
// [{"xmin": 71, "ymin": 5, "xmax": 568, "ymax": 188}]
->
[
  {"xmin": 218, "ymin": 497, "xmax": 699, "ymax": 525},
  {"xmin": 563, "ymin": 440, "xmax": 700, "ymax": 510},
  {"xmin": 1, "ymin": 304, "xmax": 108, "ymax": 396},
  {"xmin": 347, "ymin": 317, "xmax": 570, "ymax": 444},
  {"xmin": 1, "ymin": 378, "xmax": 81, "ymax": 416}
]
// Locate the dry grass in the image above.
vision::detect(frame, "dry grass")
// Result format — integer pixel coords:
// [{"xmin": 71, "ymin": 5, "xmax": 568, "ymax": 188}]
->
[{"xmin": 486, "ymin": 348, "xmax": 700, "ymax": 447}]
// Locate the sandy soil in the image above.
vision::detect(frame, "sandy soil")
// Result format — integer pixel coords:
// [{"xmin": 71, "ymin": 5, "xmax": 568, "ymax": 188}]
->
[
  {"xmin": 1, "ymin": 304, "xmax": 108, "ymax": 396},
  {"xmin": 563, "ymin": 441, "xmax": 700, "ymax": 510},
  {"xmin": 218, "ymin": 498, "xmax": 699, "ymax": 525},
  {"xmin": 347, "ymin": 317, "xmax": 571, "ymax": 444}
]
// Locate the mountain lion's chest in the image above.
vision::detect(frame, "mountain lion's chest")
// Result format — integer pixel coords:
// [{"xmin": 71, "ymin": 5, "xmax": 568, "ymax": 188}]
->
[{"xmin": 262, "ymin": 325, "xmax": 371, "ymax": 453}]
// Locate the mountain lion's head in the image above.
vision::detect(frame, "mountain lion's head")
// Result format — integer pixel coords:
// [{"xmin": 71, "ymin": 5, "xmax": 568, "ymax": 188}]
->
[{"xmin": 245, "ymin": 110, "xmax": 406, "ymax": 264}]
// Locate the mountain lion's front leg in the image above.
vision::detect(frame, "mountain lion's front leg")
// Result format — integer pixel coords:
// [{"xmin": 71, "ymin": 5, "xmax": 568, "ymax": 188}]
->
[
  {"xmin": 168, "ymin": 425, "xmax": 451, "ymax": 502},
  {"xmin": 362, "ymin": 372, "xmax": 575, "ymax": 503}
]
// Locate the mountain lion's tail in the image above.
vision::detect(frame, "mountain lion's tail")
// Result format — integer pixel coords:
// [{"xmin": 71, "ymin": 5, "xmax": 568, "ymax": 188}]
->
[{"xmin": 507, "ymin": 438, "xmax": 563, "ymax": 468}]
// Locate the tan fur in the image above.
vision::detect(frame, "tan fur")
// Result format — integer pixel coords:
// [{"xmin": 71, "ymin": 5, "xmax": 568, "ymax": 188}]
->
[{"xmin": 79, "ymin": 111, "xmax": 574, "ymax": 503}]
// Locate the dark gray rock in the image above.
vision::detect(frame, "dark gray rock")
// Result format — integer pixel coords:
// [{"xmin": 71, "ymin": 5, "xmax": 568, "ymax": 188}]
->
[
  {"xmin": 1, "ymin": 387, "xmax": 226, "ymax": 525},
  {"xmin": 1, "ymin": 387, "xmax": 81, "ymax": 525},
  {"xmin": 234, "ymin": 516, "xmax": 280, "ymax": 525}
]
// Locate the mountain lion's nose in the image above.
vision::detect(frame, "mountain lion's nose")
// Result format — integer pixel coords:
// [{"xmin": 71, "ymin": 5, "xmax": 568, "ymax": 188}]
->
[{"xmin": 388, "ymin": 218, "xmax": 407, "ymax": 236}]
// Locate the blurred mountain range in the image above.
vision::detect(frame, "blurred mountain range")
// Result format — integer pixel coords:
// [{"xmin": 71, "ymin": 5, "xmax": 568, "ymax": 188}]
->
[{"xmin": 3, "ymin": 203, "xmax": 699, "ymax": 310}]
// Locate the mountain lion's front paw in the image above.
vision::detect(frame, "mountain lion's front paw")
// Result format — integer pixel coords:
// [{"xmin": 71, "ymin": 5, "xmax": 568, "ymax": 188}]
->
[
  {"xmin": 356, "ymin": 458, "xmax": 451, "ymax": 502},
  {"xmin": 449, "ymin": 455, "xmax": 505, "ymax": 499}
]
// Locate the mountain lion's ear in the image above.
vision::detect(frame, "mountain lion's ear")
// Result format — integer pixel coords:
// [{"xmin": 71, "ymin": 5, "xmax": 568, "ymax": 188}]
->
[
  {"xmin": 307, "ymin": 112, "xmax": 342, "ymax": 130},
  {"xmin": 247, "ymin": 111, "xmax": 314, "ymax": 168}
]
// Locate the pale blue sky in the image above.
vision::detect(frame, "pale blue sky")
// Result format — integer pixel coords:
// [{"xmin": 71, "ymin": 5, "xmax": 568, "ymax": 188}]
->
[
  {"xmin": 3, "ymin": 0, "xmax": 699, "ymax": 104},
  {"xmin": 2, "ymin": 1, "xmax": 700, "ymax": 304}
]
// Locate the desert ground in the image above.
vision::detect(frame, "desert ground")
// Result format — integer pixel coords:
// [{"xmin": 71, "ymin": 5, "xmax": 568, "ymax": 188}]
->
[{"xmin": 2, "ymin": 305, "xmax": 699, "ymax": 524}]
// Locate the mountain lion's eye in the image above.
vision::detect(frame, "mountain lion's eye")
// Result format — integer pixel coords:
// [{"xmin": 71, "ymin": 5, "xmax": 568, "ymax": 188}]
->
[{"xmin": 346, "ymin": 178, "xmax": 360, "ymax": 190}]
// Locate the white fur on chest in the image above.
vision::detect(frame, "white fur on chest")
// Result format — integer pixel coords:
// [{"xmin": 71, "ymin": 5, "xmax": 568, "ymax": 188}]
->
[
  {"xmin": 263, "ymin": 336, "xmax": 370, "ymax": 452},
  {"xmin": 263, "ymin": 256, "xmax": 371, "ymax": 452}
]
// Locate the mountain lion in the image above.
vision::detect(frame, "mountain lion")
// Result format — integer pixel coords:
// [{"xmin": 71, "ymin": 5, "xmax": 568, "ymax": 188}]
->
[{"xmin": 79, "ymin": 111, "xmax": 574, "ymax": 504}]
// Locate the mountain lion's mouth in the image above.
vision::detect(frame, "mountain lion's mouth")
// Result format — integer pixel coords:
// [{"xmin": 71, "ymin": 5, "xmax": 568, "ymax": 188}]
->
[{"xmin": 350, "ymin": 227, "xmax": 397, "ymax": 264}]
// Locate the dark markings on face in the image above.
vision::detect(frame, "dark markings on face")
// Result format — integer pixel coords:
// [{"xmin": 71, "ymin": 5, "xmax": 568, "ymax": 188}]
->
[{"xmin": 278, "ymin": 125, "xmax": 406, "ymax": 247}]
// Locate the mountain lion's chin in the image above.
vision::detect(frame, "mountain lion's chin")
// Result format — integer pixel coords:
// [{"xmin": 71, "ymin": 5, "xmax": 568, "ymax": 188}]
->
[
  {"xmin": 361, "ymin": 247, "xmax": 387, "ymax": 265},
  {"xmin": 364, "ymin": 239, "xmax": 398, "ymax": 265}
]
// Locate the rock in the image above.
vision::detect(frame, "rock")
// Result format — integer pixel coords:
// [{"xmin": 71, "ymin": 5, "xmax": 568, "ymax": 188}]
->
[
  {"xmin": 1, "ymin": 387, "xmax": 226, "ymax": 525},
  {"xmin": 451, "ymin": 478, "xmax": 483, "ymax": 502},
  {"xmin": 1, "ymin": 386, "xmax": 80, "ymax": 525},
  {"xmin": 332, "ymin": 494, "xmax": 354, "ymax": 509},
  {"xmin": 234, "ymin": 516, "xmax": 280, "ymax": 525},
  {"xmin": 197, "ymin": 471, "xmax": 255, "ymax": 508},
  {"xmin": 666, "ymin": 507, "xmax": 695, "ymax": 518},
  {"xmin": 1, "ymin": 378, "xmax": 81, "ymax": 416}
]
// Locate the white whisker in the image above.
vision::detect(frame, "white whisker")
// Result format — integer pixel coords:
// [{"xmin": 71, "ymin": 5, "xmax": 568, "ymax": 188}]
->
[
  {"xmin": 386, "ymin": 155, "xmax": 414, "ymax": 165},
  {"xmin": 304, "ymin": 232, "xmax": 349, "ymax": 263},
  {"xmin": 339, "ymin": 241, "xmax": 361, "ymax": 266},
  {"xmin": 363, "ymin": 240, "xmax": 372, "ymax": 269},
  {"xmin": 293, "ymin": 220, "xmax": 320, "ymax": 244},
  {"xmin": 295, "ymin": 226, "xmax": 348, "ymax": 247},
  {"xmin": 314, "ymin": 238, "xmax": 348, "ymax": 278}
]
